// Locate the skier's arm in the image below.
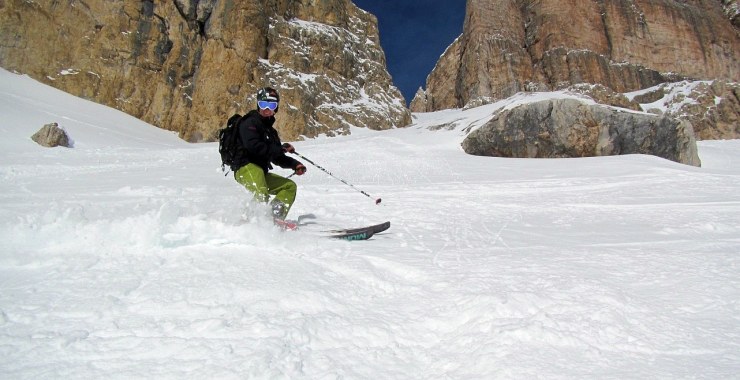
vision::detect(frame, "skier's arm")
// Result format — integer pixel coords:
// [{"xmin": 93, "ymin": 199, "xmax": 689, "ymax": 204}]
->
[{"xmin": 271, "ymin": 145, "xmax": 301, "ymax": 169}]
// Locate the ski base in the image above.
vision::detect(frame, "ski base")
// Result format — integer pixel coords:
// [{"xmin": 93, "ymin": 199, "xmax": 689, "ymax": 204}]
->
[
  {"xmin": 328, "ymin": 227, "xmax": 375, "ymax": 241},
  {"xmin": 325, "ymin": 221, "xmax": 391, "ymax": 235},
  {"xmin": 275, "ymin": 218, "xmax": 390, "ymax": 241}
]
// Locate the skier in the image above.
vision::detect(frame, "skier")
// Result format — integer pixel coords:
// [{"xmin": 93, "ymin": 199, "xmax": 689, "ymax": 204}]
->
[{"xmin": 232, "ymin": 87, "xmax": 306, "ymax": 227}]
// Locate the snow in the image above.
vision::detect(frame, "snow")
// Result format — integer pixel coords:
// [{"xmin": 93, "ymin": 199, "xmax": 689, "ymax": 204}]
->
[
  {"xmin": 624, "ymin": 81, "xmax": 712, "ymax": 115},
  {"xmin": 289, "ymin": 18, "xmax": 343, "ymax": 36},
  {"xmin": 411, "ymin": 91, "xmax": 597, "ymax": 134},
  {"xmin": 1, "ymin": 68, "xmax": 739, "ymax": 378}
]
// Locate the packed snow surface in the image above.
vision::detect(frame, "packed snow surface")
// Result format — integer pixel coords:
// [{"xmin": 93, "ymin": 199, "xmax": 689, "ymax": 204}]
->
[{"xmin": 1, "ymin": 69, "xmax": 739, "ymax": 379}]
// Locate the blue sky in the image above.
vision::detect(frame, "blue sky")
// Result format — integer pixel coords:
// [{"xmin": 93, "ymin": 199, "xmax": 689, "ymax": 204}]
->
[{"xmin": 351, "ymin": 1, "xmax": 465, "ymax": 105}]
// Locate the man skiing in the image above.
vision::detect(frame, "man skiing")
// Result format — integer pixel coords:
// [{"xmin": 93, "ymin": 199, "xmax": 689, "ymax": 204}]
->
[{"xmin": 232, "ymin": 87, "xmax": 306, "ymax": 227}]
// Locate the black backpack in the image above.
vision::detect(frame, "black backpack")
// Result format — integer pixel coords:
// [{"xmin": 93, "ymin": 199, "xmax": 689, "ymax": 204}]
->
[{"xmin": 218, "ymin": 113, "xmax": 245, "ymax": 173}]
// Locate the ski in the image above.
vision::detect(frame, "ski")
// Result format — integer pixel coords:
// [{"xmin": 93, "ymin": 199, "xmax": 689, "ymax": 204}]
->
[
  {"xmin": 327, "ymin": 227, "xmax": 375, "ymax": 241},
  {"xmin": 324, "ymin": 221, "xmax": 391, "ymax": 235},
  {"xmin": 275, "ymin": 218, "xmax": 389, "ymax": 241}
]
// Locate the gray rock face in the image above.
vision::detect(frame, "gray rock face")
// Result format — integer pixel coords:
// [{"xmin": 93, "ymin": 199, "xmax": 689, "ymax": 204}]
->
[
  {"xmin": 31, "ymin": 123, "xmax": 72, "ymax": 148},
  {"xmin": 461, "ymin": 99, "xmax": 701, "ymax": 166}
]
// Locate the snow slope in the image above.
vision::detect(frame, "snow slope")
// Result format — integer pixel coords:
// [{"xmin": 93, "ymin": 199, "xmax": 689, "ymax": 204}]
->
[{"xmin": 1, "ymin": 68, "xmax": 739, "ymax": 379}]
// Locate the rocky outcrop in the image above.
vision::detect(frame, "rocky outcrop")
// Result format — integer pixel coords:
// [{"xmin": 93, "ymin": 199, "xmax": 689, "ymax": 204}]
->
[
  {"xmin": 416, "ymin": 36, "xmax": 465, "ymax": 113},
  {"xmin": 414, "ymin": 0, "xmax": 739, "ymax": 117},
  {"xmin": 671, "ymin": 81, "xmax": 739, "ymax": 140},
  {"xmin": 0, "ymin": 0, "xmax": 411, "ymax": 142},
  {"xmin": 461, "ymin": 99, "xmax": 701, "ymax": 167},
  {"xmin": 31, "ymin": 122, "xmax": 72, "ymax": 148},
  {"xmin": 635, "ymin": 80, "xmax": 740, "ymax": 140},
  {"xmin": 409, "ymin": 87, "xmax": 429, "ymax": 113}
]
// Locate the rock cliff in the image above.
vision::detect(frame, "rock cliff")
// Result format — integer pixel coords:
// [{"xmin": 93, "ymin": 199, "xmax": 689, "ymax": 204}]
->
[
  {"xmin": 0, "ymin": 0, "xmax": 411, "ymax": 142},
  {"xmin": 413, "ymin": 0, "xmax": 740, "ymax": 117}
]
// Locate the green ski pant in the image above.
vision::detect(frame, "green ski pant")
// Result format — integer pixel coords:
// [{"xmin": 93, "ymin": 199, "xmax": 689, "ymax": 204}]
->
[{"xmin": 235, "ymin": 163, "xmax": 297, "ymax": 218}]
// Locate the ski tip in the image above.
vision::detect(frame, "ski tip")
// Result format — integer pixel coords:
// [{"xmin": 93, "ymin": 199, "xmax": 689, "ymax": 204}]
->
[{"xmin": 374, "ymin": 221, "xmax": 391, "ymax": 234}]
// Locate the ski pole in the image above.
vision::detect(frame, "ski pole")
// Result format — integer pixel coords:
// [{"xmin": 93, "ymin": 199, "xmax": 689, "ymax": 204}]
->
[{"xmin": 289, "ymin": 150, "xmax": 381, "ymax": 205}]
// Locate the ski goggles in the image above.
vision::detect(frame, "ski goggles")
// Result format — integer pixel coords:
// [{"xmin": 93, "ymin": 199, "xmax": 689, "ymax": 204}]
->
[{"xmin": 257, "ymin": 100, "xmax": 279, "ymax": 111}]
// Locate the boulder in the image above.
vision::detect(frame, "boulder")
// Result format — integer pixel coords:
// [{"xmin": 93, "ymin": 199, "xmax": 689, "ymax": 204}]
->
[
  {"xmin": 462, "ymin": 99, "xmax": 700, "ymax": 166},
  {"xmin": 31, "ymin": 122, "xmax": 72, "ymax": 148}
]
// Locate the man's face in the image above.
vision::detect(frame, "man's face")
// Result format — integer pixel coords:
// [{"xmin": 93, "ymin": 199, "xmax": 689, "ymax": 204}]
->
[{"xmin": 258, "ymin": 108, "xmax": 275, "ymax": 118}]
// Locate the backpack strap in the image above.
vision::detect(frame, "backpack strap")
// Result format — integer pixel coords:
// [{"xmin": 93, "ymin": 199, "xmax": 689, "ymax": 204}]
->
[{"xmin": 227, "ymin": 113, "xmax": 243, "ymax": 127}]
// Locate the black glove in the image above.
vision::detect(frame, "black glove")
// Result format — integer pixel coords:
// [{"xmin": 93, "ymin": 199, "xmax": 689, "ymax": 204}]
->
[
  {"xmin": 282, "ymin": 143, "xmax": 295, "ymax": 154},
  {"xmin": 294, "ymin": 163, "xmax": 306, "ymax": 175}
]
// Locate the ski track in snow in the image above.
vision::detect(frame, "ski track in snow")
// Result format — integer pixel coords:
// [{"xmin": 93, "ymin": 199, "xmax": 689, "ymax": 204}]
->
[{"xmin": 1, "ymin": 69, "xmax": 739, "ymax": 378}]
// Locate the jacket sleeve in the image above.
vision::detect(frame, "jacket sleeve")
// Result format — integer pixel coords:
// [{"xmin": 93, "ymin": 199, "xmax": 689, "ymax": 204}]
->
[
  {"xmin": 271, "ymin": 136, "xmax": 301, "ymax": 170},
  {"xmin": 272, "ymin": 151, "xmax": 300, "ymax": 170}
]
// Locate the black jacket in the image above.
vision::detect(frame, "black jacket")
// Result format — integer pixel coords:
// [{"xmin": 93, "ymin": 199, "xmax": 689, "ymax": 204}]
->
[{"xmin": 233, "ymin": 110, "xmax": 299, "ymax": 173}]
